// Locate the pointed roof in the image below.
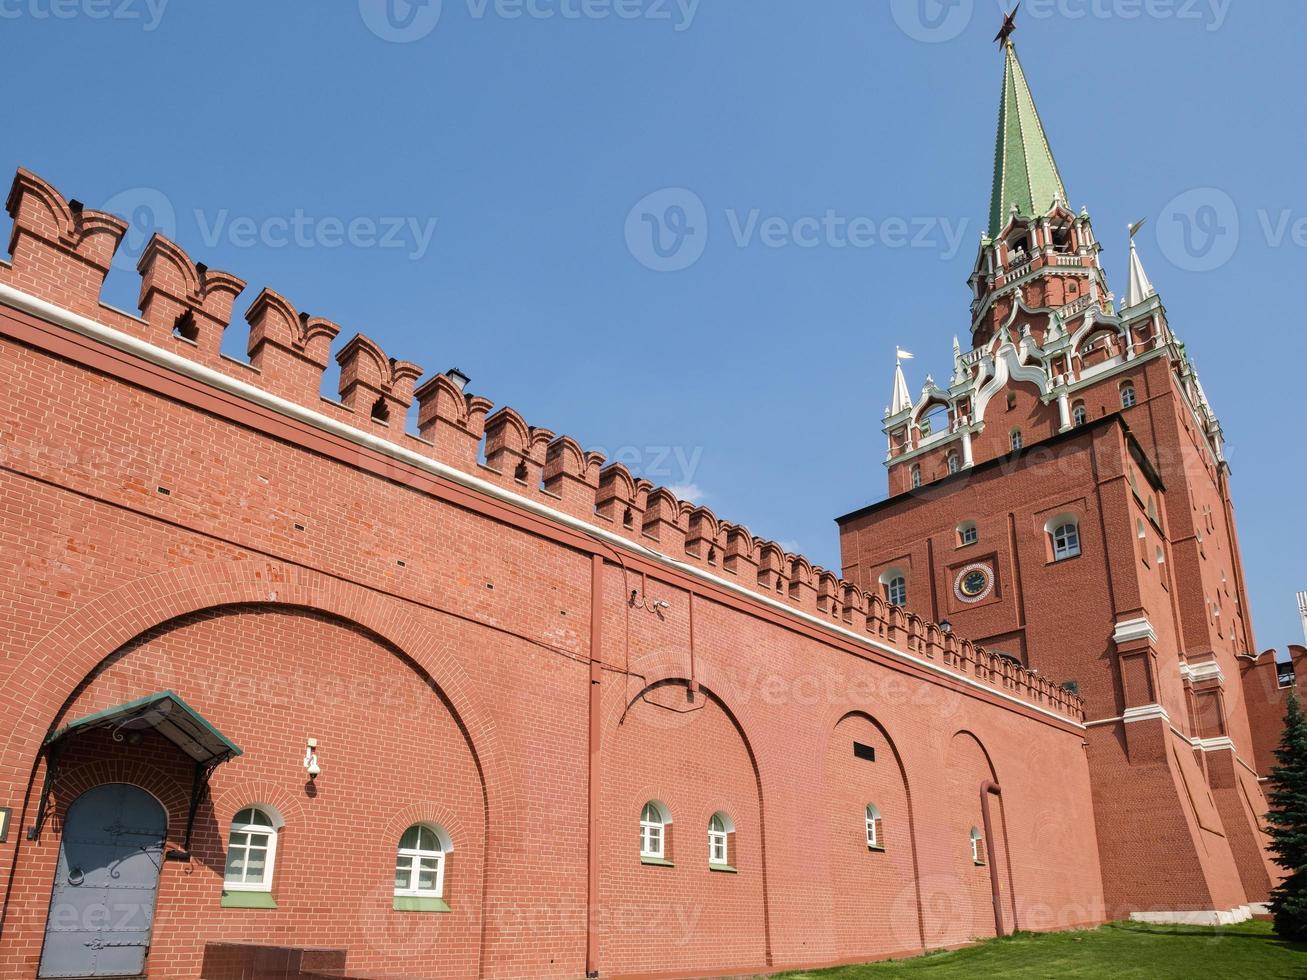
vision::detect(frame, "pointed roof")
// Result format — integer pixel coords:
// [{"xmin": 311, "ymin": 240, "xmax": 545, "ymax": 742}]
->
[
  {"xmin": 890, "ymin": 360, "xmax": 912, "ymax": 416},
  {"xmin": 989, "ymin": 39, "xmax": 1068, "ymax": 238},
  {"xmin": 1125, "ymin": 238, "xmax": 1157, "ymax": 309}
]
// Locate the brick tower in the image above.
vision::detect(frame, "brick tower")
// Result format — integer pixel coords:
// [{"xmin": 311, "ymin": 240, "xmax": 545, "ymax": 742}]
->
[{"xmin": 838, "ymin": 26, "xmax": 1276, "ymax": 922}]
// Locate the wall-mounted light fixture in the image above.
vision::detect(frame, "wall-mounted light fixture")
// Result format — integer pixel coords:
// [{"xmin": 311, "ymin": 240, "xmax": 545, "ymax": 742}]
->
[{"xmin": 303, "ymin": 738, "xmax": 321, "ymax": 779}]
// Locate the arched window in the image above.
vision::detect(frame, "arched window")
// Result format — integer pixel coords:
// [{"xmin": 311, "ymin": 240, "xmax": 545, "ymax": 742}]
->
[
  {"xmin": 882, "ymin": 573, "xmax": 907, "ymax": 608},
  {"xmin": 394, "ymin": 824, "xmax": 451, "ymax": 899},
  {"xmin": 1121, "ymin": 382, "xmax": 1137, "ymax": 409},
  {"xmin": 1072, "ymin": 401, "xmax": 1087, "ymax": 426},
  {"xmin": 708, "ymin": 812, "xmax": 734, "ymax": 867},
  {"xmin": 1050, "ymin": 518, "xmax": 1081, "ymax": 561},
  {"xmin": 225, "ymin": 806, "xmax": 280, "ymax": 892},
  {"xmin": 970, "ymin": 826, "xmax": 985, "ymax": 865},
  {"xmin": 640, "ymin": 801, "xmax": 670, "ymax": 860},
  {"xmin": 958, "ymin": 521, "xmax": 978, "ymax": 547},
  {"xmin": 865, "ymin": 804, "xmax": 884, "ymax": 850},
  {"xmin": 947, "ymin": 452, "xmax": 960, "ymax": 475},
  {"xmin": 1010, "ymin": 429, "xmax": 1023, "ymax": 451},
  {"xmin": 910, "ymin": 464, "xmax": 921, "ymax": 489}
]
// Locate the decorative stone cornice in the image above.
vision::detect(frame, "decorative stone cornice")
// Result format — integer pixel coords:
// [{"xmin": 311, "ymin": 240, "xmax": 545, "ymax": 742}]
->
[
  {"xmin": 1113, "ymin": 618, "xmax": 1158, "ymax": 646},
  {"xmin": 1122, "ymin": 703, "xmax": 1170, "ymax": 725}
]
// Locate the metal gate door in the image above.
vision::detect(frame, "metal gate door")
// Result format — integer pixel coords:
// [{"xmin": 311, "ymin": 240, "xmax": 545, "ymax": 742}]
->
[{"xmin": 38, "ymin": 783, "xmax": 167, "ymax": 978}]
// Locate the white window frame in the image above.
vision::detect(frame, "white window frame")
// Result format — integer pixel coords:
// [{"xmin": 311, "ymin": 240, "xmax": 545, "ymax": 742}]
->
[
  {"xmin": 1121, "ymin": 383, "xmax": 1137, "ymax": 409},
  {"xmin": 910, "ymin": 465, "xmax": 922, "ymax": 489},
  {"xmin": 1052, "ymin": 521, "xmax": 1081, "ymax": 561},
  {"xmin": 640, "ymin": 802, "xmax": 669, "ymax": 860},
  {"xmin": 708, "ymin": 812, "xmax": 732, "ymax": 867},
  {"xmin": 1072, "ymin": 403, "xmax": 1087, "ymax": 426},
  {"xmin": 970, "ymin": 826, "xmax": 984, "ymax": 865},
  {"xmin": 947, "ymin": 453, "xmax": 960, "ymax": 475},
  {"xmin": 1010, "ymin": 429, "xmax": 1023, "ymax": 451},
  {"xmin": 394, "ymin": 823, "xmax": 451, "ymax": 899},
  {"xmin": 958, "ymin": 522, "xmax": 978, "ymax": 547},
  {"xmin": 886, "ymin": 576, "xmax": 907, "ymax": 608},
  {"xmin": 224, "ymin": 806, "xmax": 280, "ymax": 893},
  {"xmin": 865, "ymin": 804, "xmax": 882, "ymax": 849}
]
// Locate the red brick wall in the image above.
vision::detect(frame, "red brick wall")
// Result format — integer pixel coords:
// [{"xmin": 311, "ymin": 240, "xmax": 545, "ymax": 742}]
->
[
  {"xmin": 0, "ymin": 168, "xmax": 1102, "ymax": 979},
  {"xmin": 1243, "ymin": 646, "xmax": 1306, "ymax": 777}
]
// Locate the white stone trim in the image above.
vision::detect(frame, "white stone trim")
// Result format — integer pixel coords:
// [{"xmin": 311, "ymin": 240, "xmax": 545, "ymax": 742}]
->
[
  {"xmin": 1184, "ymin": 660, "xmax": 1226, "ymax": 685},
  {"xmin": 1113, "ymin": 618, "xmax": 1157, "ymax": 646},
  {"xmin": 1122, "ymin": 703, "xmax": 1170, "ymax": 725},
  {"xmin": 1129, "ymin": 906, "xmax": 1252, "ymax": 926},
  {"xmin": 0, "ymin": 283, "xmax": 1086, "ymax": 731},
  {"xmin": 1194, "ymin": 736, "xmax": 1236, "ymax": 754}
]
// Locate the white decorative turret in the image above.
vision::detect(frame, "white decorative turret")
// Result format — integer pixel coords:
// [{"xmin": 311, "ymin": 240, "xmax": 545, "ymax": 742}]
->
[
  {"xmin": 888, "ymin": 355, "xmax": 912, "ymax": 417},
  {"xmin": 1125, "ymin": 236, "xmax": 1157, "ymax": 310}
]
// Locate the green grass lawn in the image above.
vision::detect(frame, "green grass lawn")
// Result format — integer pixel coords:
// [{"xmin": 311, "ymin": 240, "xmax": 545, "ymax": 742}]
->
[{"xmin": 778, "ymin": 921, "xmax": 1307, "ymax": 979}]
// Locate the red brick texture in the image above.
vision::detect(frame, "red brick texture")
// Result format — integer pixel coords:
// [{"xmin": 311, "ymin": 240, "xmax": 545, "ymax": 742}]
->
[{"xmin": 0, "ymin": 169, "xmax": 1104, "ymax": 979}]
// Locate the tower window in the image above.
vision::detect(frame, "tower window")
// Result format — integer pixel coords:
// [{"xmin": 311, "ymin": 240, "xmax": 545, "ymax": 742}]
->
[
  {"xmin": 970, "ymin": 826, "xmax": 985, "ymax": 865},
  {"xmin": 947, "ymin": 453, "xmax": 960, "ymax": 475},
  {"xmin": 1050, "ymin": 519, "xmax": 1081, "ymax": 561},
  {"xmin": 1010, "ymin": 429, "xmax": 1023, "ymax": 451},
  {"xmin": 884, "ymin": 575, "xmax": 907, "ymax": 608},
  {"xmin": 1121, "ymin": 383, "xmax": 1137, "ymax": 409},
  {"xmin": 911, "ymin": 464, "xmax": 921, "ymax": 489},
  {"xmin": 1006, "ymin": 391, "xmax": 1017, "ymax": 411},
  {"xmin": 958, "ymin": 522, "xmax": 978, "ymax": 547},
  {"xmin": 1072, "ymin": 402, "xmax": 1087, "ymax": 427}
]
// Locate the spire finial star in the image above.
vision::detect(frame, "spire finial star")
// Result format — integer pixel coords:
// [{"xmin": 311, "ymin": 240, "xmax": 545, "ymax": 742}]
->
[{"xmin": 994, "ymin": 4, "xmax": 1019, "ymax": 47}]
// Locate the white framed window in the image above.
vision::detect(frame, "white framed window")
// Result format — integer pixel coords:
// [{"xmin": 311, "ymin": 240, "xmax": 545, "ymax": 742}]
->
[
  {"xmin": 970, "ymin": 826, "xmax": 985, "ymax": 865},
  {"xmin": 708, "ymin": 812, "xmax": 733, "ymax": 867},
  {"xmin": 224, "ymin": 806, "xmax": 280, "ymax": 892},
  {"xmin": 394, "ymin": 823, "xmax": 451, "ymax": 898},
  {"xmin": 1072, "ymin": 402, "xmax": 1087, "ymax": 427},
  {"xmin": 958, "ymin": 522, "xmax": 978, "ymax": 547},
  {"xmin": 885, "ymin": 575, "xmax": 907, "ymax": 608},
  {"xmin": 1050, "ymin": 519, "xmax": 1081, "ymax": 561},
  {"xmin": 910, "ymin": 464, "xmax": 922, "ymax": 489},
  {"xmin": 865, "ymin": 804, "xmax": 883, "ymax": 849},
  {"xmin": 640, "ymin": 801, "xmax": 670, "ymax": 860},
  {"xmin": 947, "ymin": 453, "xmax": 960, "ymax": 475},
  {"xmin": 1121, "ymin": 383, "xmax": 1137, "ymax": 408},
  {"xmin": 1010, "ymin": 429, "xmax": 1023, "ymax": 451}
]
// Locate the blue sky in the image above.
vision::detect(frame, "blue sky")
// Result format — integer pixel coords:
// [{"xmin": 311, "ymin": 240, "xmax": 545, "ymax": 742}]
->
[{"xmin": 4, "ymin": 0, "xmax": 1304, "ymax": 652}]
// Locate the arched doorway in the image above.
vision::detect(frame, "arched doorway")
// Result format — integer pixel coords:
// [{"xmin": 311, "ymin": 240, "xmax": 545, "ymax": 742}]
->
[{"xmin": 39, "ymin": 783, "xmax": 167, "ymax": 978}]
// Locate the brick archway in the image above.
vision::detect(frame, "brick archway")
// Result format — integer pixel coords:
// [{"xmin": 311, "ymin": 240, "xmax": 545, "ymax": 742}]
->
[
  {"xmin": 0, "ymin": 558, "xmax": 520, "ymax": 892},
  {"xmin": 620, "ymin": 653, "xmax": 774, "ymax": 966}
]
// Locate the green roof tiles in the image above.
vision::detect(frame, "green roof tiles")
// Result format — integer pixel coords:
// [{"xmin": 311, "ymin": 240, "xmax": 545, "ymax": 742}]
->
[{"xmin": 989, "ymin": 40, "xmax": 1068, "ymax": 238}]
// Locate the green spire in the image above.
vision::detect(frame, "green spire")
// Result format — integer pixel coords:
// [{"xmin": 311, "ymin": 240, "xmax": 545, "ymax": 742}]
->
[{"xmin": 988, "ymin": 39, "xmax": 1068, "ymax": 238}]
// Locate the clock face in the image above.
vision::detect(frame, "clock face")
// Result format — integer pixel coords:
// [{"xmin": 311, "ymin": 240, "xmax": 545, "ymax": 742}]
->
[{"xmin": 954, "ymin": 563, "xmax": 994, "ymax": 603}]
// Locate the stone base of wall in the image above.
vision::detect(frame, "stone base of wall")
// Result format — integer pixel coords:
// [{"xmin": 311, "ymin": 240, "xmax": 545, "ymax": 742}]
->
[{"xmin": 1128, "ymin": 905, "xmax": 1254, "ymax": 927}]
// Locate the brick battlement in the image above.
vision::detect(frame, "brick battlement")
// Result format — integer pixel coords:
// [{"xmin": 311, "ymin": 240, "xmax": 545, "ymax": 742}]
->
[{"xmin": 0, "ymin": 167, "xmax": 1083, "ymax": 725}]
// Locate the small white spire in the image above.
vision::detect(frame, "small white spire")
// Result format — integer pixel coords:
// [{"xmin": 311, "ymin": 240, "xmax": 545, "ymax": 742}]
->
[
  {"xmin": 952, "ymin": 336, "xmax": 962, "ymax": 358},
  {"xmin": 1126, "ymin": 237, "xmax": 1157, "ymax": 309},
  {"xmin": 890, "ymin": 357, "xmax": 912, "ymax": 415}
]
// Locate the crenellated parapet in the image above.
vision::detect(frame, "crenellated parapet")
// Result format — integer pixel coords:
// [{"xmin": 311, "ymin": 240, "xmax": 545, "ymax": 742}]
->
[{"xmin": 0, "ymin": 166, "xmax": 1085, "ymax": 725}]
